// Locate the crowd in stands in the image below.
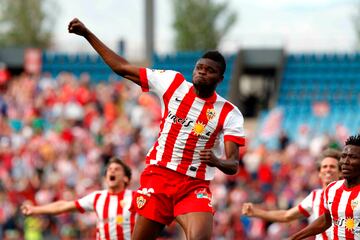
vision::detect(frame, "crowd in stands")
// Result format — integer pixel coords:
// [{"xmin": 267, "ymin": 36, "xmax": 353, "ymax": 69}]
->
[{"xmin": 0, "ymin": 71, "xmax": 346, "ymax": 239}]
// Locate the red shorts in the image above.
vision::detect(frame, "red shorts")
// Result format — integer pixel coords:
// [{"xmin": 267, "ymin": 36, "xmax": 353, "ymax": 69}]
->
[{"xmin": 130, "ymin": 165, "xmax": 214, "ymax": 225}]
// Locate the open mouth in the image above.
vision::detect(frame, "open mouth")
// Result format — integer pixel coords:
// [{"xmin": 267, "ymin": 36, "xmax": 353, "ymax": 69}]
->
[{"xmin": 109, "ymin": 176, "xmax": 116, "ymax": 181}]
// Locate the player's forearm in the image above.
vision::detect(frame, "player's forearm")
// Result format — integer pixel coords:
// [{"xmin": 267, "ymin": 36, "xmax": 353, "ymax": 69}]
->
[
  {"xmin": 32, "ymin": 201, "xmax": 75, "ymax": 215},
  {"xmin": 83, "ymin": 30, "xmax": 130, "ymax": 76},
  {"xmin": 251, "ymin": 209, "xmax": 293, "ymax": 222},
  {"xmin": 216, "ymin": 159, "xmax": 238, "ymax": 175},
  {"xmin": 290, "ymin": 214, "xmax": 331, "ymax": 240}
]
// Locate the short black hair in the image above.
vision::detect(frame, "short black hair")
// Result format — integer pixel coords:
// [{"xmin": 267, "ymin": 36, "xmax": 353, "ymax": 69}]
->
[
  {"xmin": 105, "ymin": 157, "xmax": 132, "ymax": 186},
  {"xmin": 345, "ymin": 134, "xmax": 360, "ymax": 147},
  {"xmin": 317, "ymin": 148, "xmax": 341, "ymax": 171},
  {"xmin": 202, "ymin": 50, "xmax": 226, "ymax": 75}
]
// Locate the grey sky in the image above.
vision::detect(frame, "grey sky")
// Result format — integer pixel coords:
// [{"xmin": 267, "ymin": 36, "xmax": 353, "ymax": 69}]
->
[{"xmin": 53, "ymin": 0, "xmax": 359, "ymax": 60}]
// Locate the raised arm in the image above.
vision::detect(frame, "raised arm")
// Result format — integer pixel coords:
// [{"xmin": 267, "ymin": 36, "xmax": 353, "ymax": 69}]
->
[
  {"xmin": 241, "ymin": 203, "xmax": 303, "ymax": 222},
  {"xmin": 21, "ymin": 200, "xmax": 77, "ymax": 216},
  {"xmin": 200, "ymin": 141, "xmax": 239, "ymax": 175},
  {"xmin": 289, "ymin": 212, "xmax": 332, "ymax": 240},
  {"xmin": 68, "ymin": 18, "xmax": 141, "ymax": 85}
]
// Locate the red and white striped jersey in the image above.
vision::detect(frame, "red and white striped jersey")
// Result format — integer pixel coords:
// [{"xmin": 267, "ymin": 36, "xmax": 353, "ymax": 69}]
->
[
  {"xmin": 74, "ymin": 189, "xmax": 136, "ymax": 240},
  {"xmin": 324, "ymin": 180, "xmax": 360, "ymax": 240},
  {"xmin": 298, "ymin": 189, "xmax": 332, "ymax": 240},
  {"xmin": 139, "ymin": 68, "xmax": 245, "ymax": 180}
]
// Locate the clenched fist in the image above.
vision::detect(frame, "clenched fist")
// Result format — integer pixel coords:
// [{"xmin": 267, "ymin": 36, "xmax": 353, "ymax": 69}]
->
[{"xmin": 68, "ymin": 18, "xmax": 89, "ymax": 36}]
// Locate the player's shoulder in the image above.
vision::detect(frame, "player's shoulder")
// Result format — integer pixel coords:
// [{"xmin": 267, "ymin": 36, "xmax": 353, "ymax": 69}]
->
[
  {"xmin": 326, "ymin": 179, "xmax": 345, "ymax": 191},
  {"xmin": 216, "ymin": 95, "xmax": 243, "ymax": 116}
]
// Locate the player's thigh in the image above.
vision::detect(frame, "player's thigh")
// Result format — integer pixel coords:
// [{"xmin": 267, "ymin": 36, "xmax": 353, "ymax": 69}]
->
[
  {"xmin": 175, "ymin": 212, "xmax": 213, "ymax": 240},
  {"xmin": 132, "ymin": 215, "xmax": 165, "ymax": 240}
]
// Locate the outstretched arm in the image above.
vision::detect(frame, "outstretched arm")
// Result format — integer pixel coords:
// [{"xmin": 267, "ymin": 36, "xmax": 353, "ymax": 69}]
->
[
  {"xmin": 200, "ymin": 141, "xmax": 239, "ymax": 175},
  {"xmin": 241, "ymin": 203, "xmax": 303, "ymax": 222},
  {"xmin": 21, "ymin": 200, "xmax": 77, "ymax": 216},
  {"xmin": 68, "ymin": 18, "xmax": 141, "ymax": 85},
  {"xmin": 289, "ymin": 212, "xmax": 332, "ymax": 240}
]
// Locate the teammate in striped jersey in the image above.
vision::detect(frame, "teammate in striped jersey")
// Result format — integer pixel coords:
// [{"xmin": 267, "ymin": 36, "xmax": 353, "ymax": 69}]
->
[
  {"xmin": 290, "ymin": 134, "xmax": 360, "ymax": 240},
  {"xmin": 68, "ymin": 18, "xmax": 245, "ymax": 240},
  {"xmin": 241, "ymin": 148, "xmax": 341, "ymax": 240},
  {"xmin": 21, "ymin": 158, "xmax": 136, "ymax": 240}
]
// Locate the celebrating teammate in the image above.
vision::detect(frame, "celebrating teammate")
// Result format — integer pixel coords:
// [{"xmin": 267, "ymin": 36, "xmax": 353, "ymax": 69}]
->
[
  {"xmin": 242, "ymin": 148, "xmax": 341, "ymax": 239},
  {"xmin": 290, "ymin": 134, "xmax": 360, "ymax": 240},
  {"xmin": 21, "ymin": 158, "xmax": 136, "ymax": 240},
  {"xmin": 68, "ymin": 18, "xmax": 245, "ymax": 240}
]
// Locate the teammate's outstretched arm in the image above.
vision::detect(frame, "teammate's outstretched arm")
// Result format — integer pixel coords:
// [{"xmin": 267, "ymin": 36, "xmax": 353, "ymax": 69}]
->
[
  {"xmin": 241, "ymin": 203, "xmax": 303, "ymax": 222},
  {"xmin": 21, "ymin": 200, "xmax": 77, "ymax": 216},
  {"xmin": 68, "ymin": 18, "xmax": 140, "ymax": 85},
  {"xmin": 200, "ymin": 141, "xmax": 239, "ymax": 175},
  {"xmin": 289, "ymin": 212, "xmax": 332, "ymax": 240}
]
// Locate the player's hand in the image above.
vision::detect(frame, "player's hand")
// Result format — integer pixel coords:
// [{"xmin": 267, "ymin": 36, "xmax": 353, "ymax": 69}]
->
[
  {"xmin": 241, "ymin": 202, "xmax": 254, "ymax": 216},
  {"xmin": 21, "ymin": 203, "xmax": 35, "ymax": 216},
  {"xmin": 199, "ymin": 149, "xmax": 219, "ymax": 167},
  {"xmin": 68, "ymin": 18, "xmax": 89, "ymax": 36}
]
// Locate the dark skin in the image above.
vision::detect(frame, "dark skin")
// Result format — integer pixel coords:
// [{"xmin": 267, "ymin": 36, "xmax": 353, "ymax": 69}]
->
[
  {"xmin": 68, "ymin": 18, "xmax": 240, "ymax": 240},
  {"xmin": 289, "ymin": 144, "xmax": 360, "ymax": 240}
]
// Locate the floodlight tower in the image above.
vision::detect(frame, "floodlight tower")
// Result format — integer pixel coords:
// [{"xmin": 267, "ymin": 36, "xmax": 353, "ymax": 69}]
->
[{"xmin": 145, "ymin": 0, "xmax": 154, "ymax": 65}]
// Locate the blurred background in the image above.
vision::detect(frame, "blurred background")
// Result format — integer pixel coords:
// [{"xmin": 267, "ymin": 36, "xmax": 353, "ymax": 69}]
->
[{"xmin": 0, "ymin": 0, "xmax": 359, "ymax": 239}]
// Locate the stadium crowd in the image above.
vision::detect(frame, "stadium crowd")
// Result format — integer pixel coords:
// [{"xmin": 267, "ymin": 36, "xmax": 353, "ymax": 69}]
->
[{"xmin": 0, "ymin": 71, "xmax": 346, "ymax": 239}]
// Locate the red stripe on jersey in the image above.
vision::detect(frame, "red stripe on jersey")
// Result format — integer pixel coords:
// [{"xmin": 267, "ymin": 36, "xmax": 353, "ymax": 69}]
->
[
  {"xmin": 312, "ymin": 190, "xmax": 316, "ymax": 209},
  {"xmin": 116, "ymin": 192, "xmax": 125, "ymax": 240},
  {"xmin": 139, "ymin": 68, "xmax": 149, "ymax": 92},
  {"xmin": 177, "ymin": 102, "xmax": 214, "ymax": 174},
  {"xmin": 160, "ymin": 87, "xmax": 196, "ymax": 166},
  {"xmin": 224, "ymin": 135, "xmax": 245, "ymax": 146},
  {"xmin": 298, "ymin": 205, "xmax": 310, "ymax": 217},
  {"xmin": 196, "ymin": 102, "xmax": 234, "ymax": 179},
  {"xmin": 331, "ymin": 186, "xmax": 344, "ymax": 240},
  {"xmin": 319, "ymin": 191, "xmax": 329, "ymax": 240},
  {"xmin": 103, "ymin": 194, "xmax": 111, "ymax": 240},
  {"xmin": 94, "ymin": 193, "xmax": 101, "ymax": 217},
  {"xmin": 130, "ymin": 191, "xmax": 136, "ymax": 234},
  {"xmin": 146, "ymin": 73, "xmax": 185, "ymax": 163},
  {"xmin": 74, "ymin": 200, "xmax": 85, "ymax": 213},
  {"xmin": 345, "ymin": 188, "xmax": 360, "ymax": 239}
]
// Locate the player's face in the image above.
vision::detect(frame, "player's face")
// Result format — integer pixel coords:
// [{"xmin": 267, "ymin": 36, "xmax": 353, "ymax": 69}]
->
[
  {"xmin": 340, "ymin": 145, "xmax": 360, "ymax": 180},
  {"xmin": 105, "ymin": 163, "xmax": 128, "ymax": 189},
  {"xmin": 318, "ymin": 157, "xmax": 340, "ymax": 185},
  {"xmin": 192, "ymin": 58, "xmax": 223, "ymax": 88}
]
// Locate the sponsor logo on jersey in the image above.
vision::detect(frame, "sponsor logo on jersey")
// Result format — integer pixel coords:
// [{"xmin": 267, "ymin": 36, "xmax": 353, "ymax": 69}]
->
[
  {"xmin": 333, "ymin": 217, "xmax": 360, "ymax": 233},
  {"xmin": 192, "ymin": 122, "xmax": 206, "ymax": 136},
  {"xmin": 206, "ymin": 108, "xmax": 216, "ymax": 121},
  {"xmin": 116, "ymin": 215, "xmax": 123, "ymax": 224},
  {"xmin": 195, "ymin": 188, "xmax": 212, "ymax": 200},
  {"xmin": 137, "ymin": 188, "xmax": 154, "ymax": 197},
  {"xmin": 167, "ymin": 111, "xmax": 193, "ymax": 127}
]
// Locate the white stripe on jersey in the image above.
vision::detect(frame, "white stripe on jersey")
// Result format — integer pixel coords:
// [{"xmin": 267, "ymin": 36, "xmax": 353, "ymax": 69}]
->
[
  {"xmin": 324, "ymin": 179, "xmax": 360, "ymax": 240},
  {"xmin": 140, "ymin": 68, "xmax": 245, "ymax": 180},
  {"xmin": 76, "ymin": 189, "xmax": 135, "ymax": 240},
  {"xmin": 298, "ymin": 189, "xmax": 332, "ymax": 240}
]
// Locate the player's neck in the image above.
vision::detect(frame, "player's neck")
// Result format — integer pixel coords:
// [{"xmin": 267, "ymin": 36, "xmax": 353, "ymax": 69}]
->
[
  {"xmin": 108, "ymin": 186, "xmax": 125, "ymax": 194},
  {"xmin": 344, "ymin": 178, "xmax": 360, "ymax": 189},
  {"xmin": 193, "ymin": 85, "xmax": 215, "ymax": 99}
]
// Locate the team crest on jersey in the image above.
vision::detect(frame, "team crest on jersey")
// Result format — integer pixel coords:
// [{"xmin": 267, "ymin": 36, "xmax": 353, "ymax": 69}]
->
[
  {"xmin": 136, "ymin": 196, "xmax": 146, "ymax": 209},
  {"xmin": 206, "ymin": 108, "xmax": 216, "ymax": 121},
  {"xmin": 192, "ymin": 122, "xmax": 206, "ymax": 136},
  {"xmin": 351, "ymin": 199, "xmax": 359, "ymax": 210}
]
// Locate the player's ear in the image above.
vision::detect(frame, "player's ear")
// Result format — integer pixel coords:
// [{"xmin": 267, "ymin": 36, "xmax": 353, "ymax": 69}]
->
[{"xmin": 123, "ymin": 176, "xmax": 130, "ymax": 186}]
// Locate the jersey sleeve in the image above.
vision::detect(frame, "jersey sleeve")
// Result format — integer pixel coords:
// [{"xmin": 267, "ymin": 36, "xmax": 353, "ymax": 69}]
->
[
  {"xmin": 139, "ymin": 68, "xmax": 181, "ymax": 96},
  {"xmin": 298, "ymin": 191, "xmax": 314, "ymax": 217},
  {"xmin": 74, "ymin": 191, "xmax": 99, "ymax": 213},
  {"xmin": 223, "ymin": 107, "xmax": 245, "ymax": 146}
]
